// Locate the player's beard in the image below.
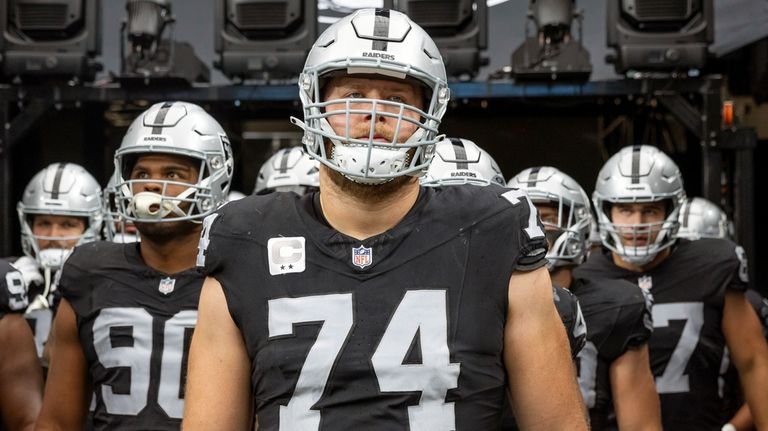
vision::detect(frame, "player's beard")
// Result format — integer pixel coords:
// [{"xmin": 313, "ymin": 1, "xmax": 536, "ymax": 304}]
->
[
  {"xmin": 323, "ymin": 133, "xmax": 418, "ymax": 203},
  {"xmin": 134, "ymin": 219, "xmax": 200, "ymax": 244}
]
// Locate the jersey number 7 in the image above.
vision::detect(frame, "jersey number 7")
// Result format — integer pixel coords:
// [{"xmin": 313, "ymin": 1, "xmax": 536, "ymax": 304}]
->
[{"xmin": 653, "ymin": 302, "xmax": 704, "ymax": 394}]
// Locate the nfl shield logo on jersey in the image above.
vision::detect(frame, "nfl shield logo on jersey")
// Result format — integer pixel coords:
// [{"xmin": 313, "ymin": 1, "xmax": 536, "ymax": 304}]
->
[
  {"xmin": 352, "ymin": 245, "xmax": 373, "ymax": 269},
  {"xmin": 158, "ymin": 277, "xmax": 176, "ymax": 295}
]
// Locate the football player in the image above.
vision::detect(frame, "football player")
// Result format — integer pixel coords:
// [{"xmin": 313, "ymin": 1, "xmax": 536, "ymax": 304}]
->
[
  {"xmin": 509, "ymin": 166, "xmax": 661, "ymax": 430},
  {"xmin": 574, "ymin": 145, "xmax": 768, "ymax": 430},
  {"xmin": 423, "ymin": 138, "xmax": 586, "ymax": 359},
  {"xmin": 677, "ymin": 197, "xmax": 768, "ymax": 431},
  {"xmin": 14, "ymin": 162, "xmax": 103, "ymax": 363},
  {"xmin": 185, "ymin": 9, "xmax": 587, "ymax": 431},
  {"xmin": 35, "ymin": 101, "xmax": 234, "ymax": 430},
  {"xmin": 0, "ymin": 261, "xmax": 42, "ymax": 431},
  {"xmin": 254, "ymin": 146, "xmax": 320, "ymax": 195}
]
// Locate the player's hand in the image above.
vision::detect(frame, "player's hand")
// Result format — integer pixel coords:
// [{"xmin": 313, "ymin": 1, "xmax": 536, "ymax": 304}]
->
[{"xmin": 13, "ymin": 256, "xmax": 43, "ymax": 287}]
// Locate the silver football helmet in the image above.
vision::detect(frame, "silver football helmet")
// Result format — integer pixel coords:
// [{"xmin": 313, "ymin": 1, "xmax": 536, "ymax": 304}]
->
[
  {"xmin": 593, "ymin": 145, "xmax": 686, "ymax": 265},
  {"xmin": 508, "ymin": 167, "xmax": 592, "ymax": 269},
  {"xmin": 254, "ymin": 146, "xmax": 320, "ymax": 195},
  {"xmin": 17, "ymin": 163, "xmax": 103, "ymax": 271},
  {"xmin": 420, "ymin": 138, "xmax": 505, "ymax": 187},
  {"xmin": 114, "ymin": 101, "xmax": 234, "ymax": 223},
  {"xmin": 677, "ymin": 197, "xmax": 733, "ymax": 240},
  {"xmin": 290, "ymin": 8, "xmax": 450, "ymax": 184}
]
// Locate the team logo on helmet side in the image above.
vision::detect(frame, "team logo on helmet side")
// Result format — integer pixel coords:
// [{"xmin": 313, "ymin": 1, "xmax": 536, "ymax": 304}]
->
[{"xmin": 352, "ymin": 245, "xmax": 373, "ymax": 269}]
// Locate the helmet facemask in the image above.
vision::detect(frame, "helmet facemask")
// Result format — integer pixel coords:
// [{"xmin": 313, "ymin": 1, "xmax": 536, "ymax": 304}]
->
[
  {"xmin": 532, "ymin": 196, "xmax": 591, "ymax": 271},
  {"xmin": 596, "ymin": 199, "xmax": 681, "ymax": 266},
  {"xmin": 115, "ymin": 155, "xmax": 217, "ymax": 223},
  {"xmin": 293, "ymin": 70, "xmax": 448, "ymax": 184},
  {"xmin": 291, "ymin": 9, "xmax": 450, "ymax": 185},
  {"xmin": 18, "ymin": 213, "xmax": 100, "ymax": 271}
]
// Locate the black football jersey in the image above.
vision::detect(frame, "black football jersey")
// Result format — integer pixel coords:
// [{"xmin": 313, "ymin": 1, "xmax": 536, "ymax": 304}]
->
[
  {"xmin": 570, "ymin": 277, "xmax": 653, "ymax": 430},
  {"xmin": 574, "ymin": 239, "xmax": 748, "ymax": 431},
  {"xmin": 199, "ymin": 185, "xmax": 549, "ymax": 431},
  {"xmin": 553, "ymin": 285, "xmax": 587, "ymax": 359},
  {"xmin": 0, "ymin": 260, "xmax": 27, "ymax": 319},
  {"xmin": 59, "ymin": 241, "xmax": 204, "ymax": 431}
]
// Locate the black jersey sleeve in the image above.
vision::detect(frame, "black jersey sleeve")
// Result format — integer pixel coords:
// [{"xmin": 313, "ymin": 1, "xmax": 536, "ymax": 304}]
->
[
  {"xmin": 499, "ymin": 188, "xmax": 549, "ymax": 272},
  {"xmin": 58, "ymin": 244, "xmax": 94, "ymax": 317},
  {"xmin": 553, "ymin": 286, "xmax": 587, "ymax": 358},
  {"xmin": 602, "ymin": 285, "xmax": 653, "ymax": 359},
  {"xmin": 0, "ymin": 260, "xmax": 28, "ymax": 317},
  {"xmin": 729, "ymin": 244, "xmax": 750, "ymax": 292}
]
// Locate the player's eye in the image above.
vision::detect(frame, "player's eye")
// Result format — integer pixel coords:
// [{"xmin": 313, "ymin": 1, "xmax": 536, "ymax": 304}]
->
[
  {"xmin": 388, "ymin": 95, "xmax": 406, "ymax": 103},
  {"xmin": 34, "ymin": 220, "xmax": 52, "ymax": 228},
  {"xmin": 132, "ymin": 171, "xmax": 150, "ymax": 180},
  {"xmin": 345, "ymin": 92, "xmax": 364, "ymax": 99}
]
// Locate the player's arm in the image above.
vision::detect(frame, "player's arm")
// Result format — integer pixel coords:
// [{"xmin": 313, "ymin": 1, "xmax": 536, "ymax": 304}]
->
[
  {"xmin": 0, "ymin": 313, "xmax": 43, "ymax": 431},
  {"xmin": 723, "ymin": 289, "xmax": 768, "ymax": 429},
  {"xmin": 504, "ymin": 266, "xmax": 588, "ymax": 430},
  {"xmin": 182, "ymin": 276, "xmax": 252, "ymax": 430},
  {"xmin": 724, "ymin": 404, "xmax": 753, "ymax": 431},
  {"xmin": 35, "ymin": 299, "xmax": 91, "ymax": 431},
  {"xmin": 610, "ymin": 344, "xmax": 662, "ymax": 431}
]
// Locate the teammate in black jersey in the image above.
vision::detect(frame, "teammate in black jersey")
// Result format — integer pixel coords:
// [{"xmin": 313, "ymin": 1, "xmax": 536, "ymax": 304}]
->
[
  {"xmin": 36, "ymin": 102, "xmax": 234, "ymax": 431},
  {"xmin": 574, "ymin": 145, "xmax": 768, "ymax": 430},
  {"xmin": 184, "ymin": 9, "xmax": 587, "ymax": 431},
  {"xmin": 509, "ymin": 166, "xmax": 661, "ymax": 430},
  {"xmin": 12, "ymin": 163, "xmax": 103, "ymax": 365},
  {"xmin": 677, "ymin": 196, "xmax": 768, "ymax": 431},
  {"xmin": 0, "ymin": 260, "xmax": 42, "ymax": 431},
  {"xmin": 423, "ymin": 138, "xmax": 587, "ymax": 359}
]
